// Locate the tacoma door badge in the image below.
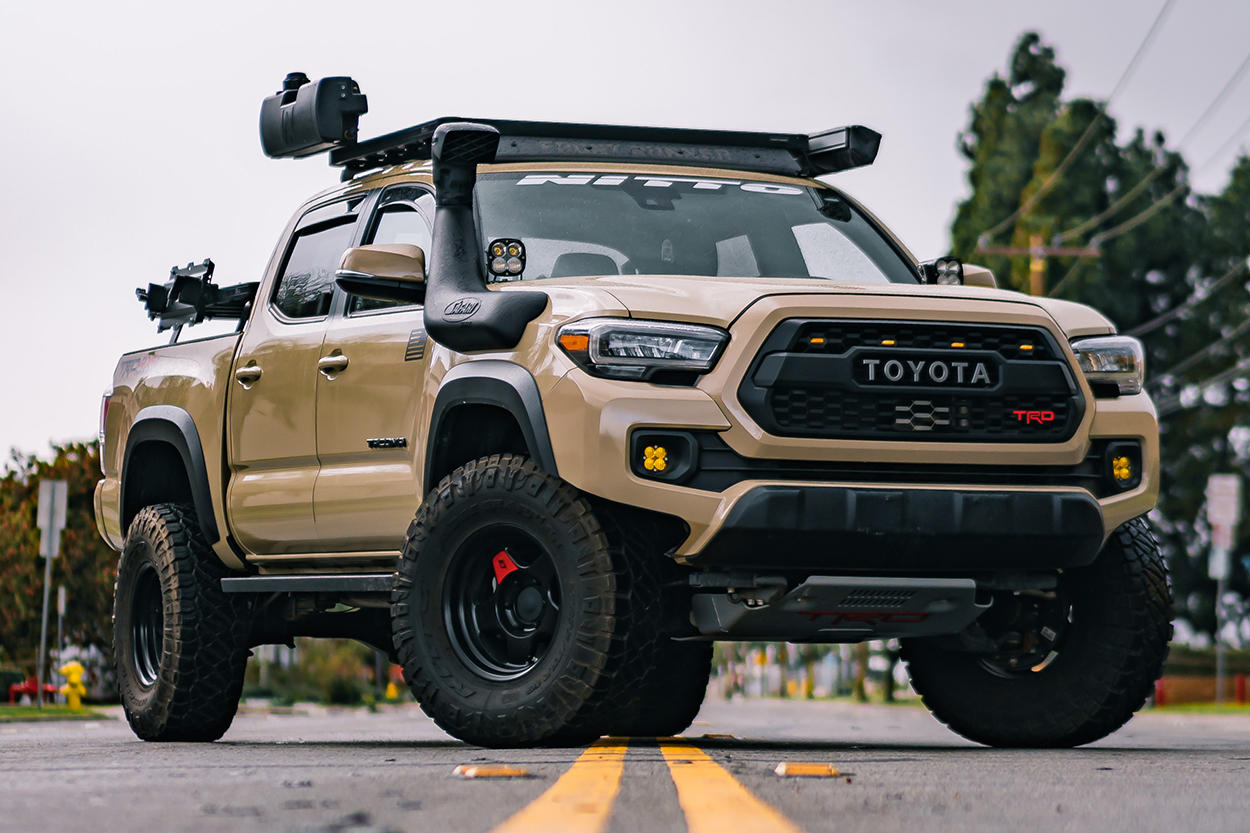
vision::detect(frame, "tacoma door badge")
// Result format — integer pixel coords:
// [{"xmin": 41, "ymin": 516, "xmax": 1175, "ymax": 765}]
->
[{"xmin": 367, "ymin": 438, "xmax": 408, "ymax": 449}]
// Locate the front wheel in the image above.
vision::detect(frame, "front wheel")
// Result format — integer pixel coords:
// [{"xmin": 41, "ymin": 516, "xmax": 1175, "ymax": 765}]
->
[
  {"xmin": 902, "ymin": 516, "xmax": 1173, "ymax": 748},
  {"xmin": 391, "ymin": 455, "xmax": 619, "ymax": 747}
]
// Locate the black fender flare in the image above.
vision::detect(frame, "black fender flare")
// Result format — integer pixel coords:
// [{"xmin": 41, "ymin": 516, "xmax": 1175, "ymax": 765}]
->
[
  {"xmin": 424, "ymin": 361, "xmax": 558, "ymax": 493},
  {"xmin": 121, "ymin": 405, "xmax": 219, "ymax": 544}
]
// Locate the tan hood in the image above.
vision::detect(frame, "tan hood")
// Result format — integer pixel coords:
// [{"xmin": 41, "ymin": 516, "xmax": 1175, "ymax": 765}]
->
[{"xmin": 531, "ymin": 275, "xmax": 1116, "ymax": 337}]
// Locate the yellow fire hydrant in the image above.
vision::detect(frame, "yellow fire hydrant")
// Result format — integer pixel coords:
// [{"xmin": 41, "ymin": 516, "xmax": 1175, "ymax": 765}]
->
[{"xmin": 59, "ymin": 661, "xmax": 86, "ymax": 711}]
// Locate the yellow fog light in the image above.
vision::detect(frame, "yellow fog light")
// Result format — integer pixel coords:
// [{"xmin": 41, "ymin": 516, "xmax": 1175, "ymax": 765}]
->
[
  {"xmin": 1112, "ymin": 455, "xmax": 1133, "ymax": 483},
  {"xmin": 643, "ymin": 445, "xmax": 668, "ymax": 472}
]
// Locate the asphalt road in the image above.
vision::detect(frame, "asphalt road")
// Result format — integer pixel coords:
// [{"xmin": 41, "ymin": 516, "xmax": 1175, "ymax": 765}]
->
[{"xmin": 3, "ymin": 697, "xmax": 1250, "ymax": 833}]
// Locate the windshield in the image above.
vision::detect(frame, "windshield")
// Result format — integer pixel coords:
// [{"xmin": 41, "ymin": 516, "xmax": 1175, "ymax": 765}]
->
[{"xmin": 474, "ymin": 172, "xmax": 917, "ymax": 284}]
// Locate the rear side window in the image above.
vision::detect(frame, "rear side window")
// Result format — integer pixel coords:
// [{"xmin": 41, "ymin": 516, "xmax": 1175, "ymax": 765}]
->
[{"xmin": 272, "ymin": 219, "xmax": 357, "ymax": 319}]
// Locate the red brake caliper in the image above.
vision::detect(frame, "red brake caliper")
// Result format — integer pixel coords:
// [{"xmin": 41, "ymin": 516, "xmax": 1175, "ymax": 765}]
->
[{"xmin": 492, "ymin": 550, "xmax": 520, "ymax": 584}]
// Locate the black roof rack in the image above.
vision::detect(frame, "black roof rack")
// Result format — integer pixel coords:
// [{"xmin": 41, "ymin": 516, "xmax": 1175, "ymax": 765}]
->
[
  {"xmin": 329, "ymin": 118, "xmax": 880, "ymax": 180},
  {"xmin": 258, "ymin": 75, "xmax": 881, "ymax": 180}
]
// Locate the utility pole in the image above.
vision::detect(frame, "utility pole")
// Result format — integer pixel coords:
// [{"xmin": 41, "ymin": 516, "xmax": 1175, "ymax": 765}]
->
[
  {"xmin": 35, "ymin": 481, "xmax": 68, "ymax": 710},
  {"xmin": 1207, "ymin": 474, "xmax": 1241, "ymax": 704},
  {"xmin": 974, "ymin": 238, "xmax": 1101, "ymax": 296}
]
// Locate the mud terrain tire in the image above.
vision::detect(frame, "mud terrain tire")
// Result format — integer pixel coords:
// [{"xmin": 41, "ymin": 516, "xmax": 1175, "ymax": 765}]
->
[
  {"xmin": 902, "ymin": 516, "xmax": 1172, "ymax": 747},
  {"xmin": 578, "ymin": 508, "xmax": 711, "ymax": 738},
  {"xmin": 113, "ymin": 504, "xmax": 251, "ymax": 742},
  {"xmin": 391, "ymin": 455, "xmax": 618, "ymax": 748}
]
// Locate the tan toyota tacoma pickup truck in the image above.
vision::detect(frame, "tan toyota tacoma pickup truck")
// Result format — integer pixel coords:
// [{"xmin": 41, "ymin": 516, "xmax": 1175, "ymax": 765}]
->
[{"xmin": 95, "ymin": 73, "xmax": 1170, "ymax": 748}]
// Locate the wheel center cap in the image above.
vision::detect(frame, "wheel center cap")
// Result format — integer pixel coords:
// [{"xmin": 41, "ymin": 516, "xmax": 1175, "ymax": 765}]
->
[{"xmin": 515, "ymin": 586, "xmax": 544, "ymax": 623}]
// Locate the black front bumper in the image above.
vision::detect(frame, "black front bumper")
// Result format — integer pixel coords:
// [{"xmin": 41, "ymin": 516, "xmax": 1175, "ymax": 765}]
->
[{"xmin": 693, "ymin": 486, "xmax": 1105, "ymax": 571}]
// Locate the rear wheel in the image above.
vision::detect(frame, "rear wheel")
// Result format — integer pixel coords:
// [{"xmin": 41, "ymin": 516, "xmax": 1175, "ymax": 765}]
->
[
  {"xmin": 391, "ymin": 455, "xmax": 619, "ymax": 747},
  {"xmin": 902, "ymin": 516, "xmax": 1172, "ymax": 747},
  {"xmin": 113, "ymin": 504, "xmax": 251, "ymax": 742}
]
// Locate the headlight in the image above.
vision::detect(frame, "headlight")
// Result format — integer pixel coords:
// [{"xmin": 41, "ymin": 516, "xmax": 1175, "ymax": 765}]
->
[
  {"xmin": 557, "ymin": 318, "xmax": 729, "ymax": 383},
  {"xmin": 1071, "ymin": 336, "xmax": 1145, "ymax": 395}
]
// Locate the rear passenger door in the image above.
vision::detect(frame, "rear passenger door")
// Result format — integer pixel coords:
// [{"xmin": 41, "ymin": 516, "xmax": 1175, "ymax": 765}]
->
[
  {"xmin": 226, "ymin": 197, "xmax": 365, "ymax": 554},
  {"xmin": 312, "ymin": 186, "xmax": 435, "ymax": 551}
]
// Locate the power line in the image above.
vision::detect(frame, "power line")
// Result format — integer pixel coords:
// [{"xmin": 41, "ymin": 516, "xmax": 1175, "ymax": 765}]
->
[
  {"xmin": 1091, "ymin": 183, "xmax": 1187, "ymax": 244},
  {"xmin": 1054, "ymin": 47, "xmax": 1250, "ymax": 248},
  {"xmin": 1148, "ymin": 317, "xmax": 1250, "ymax": 386},
  {"xmin": 976, "ymin": 0, "xmax": 1177, "ymax": 245},
  {"xmin": 1128, "ymin": 259, "xmax": 1250, "ymax": 337},
  {"xmin": 1192, "ymin": 109, "xmax": 1250, "ymax": 176},
  {"xmin": 1156, "ymin": 357, "xmax": 1250, "ymax": 417},
  {"xmin": 1053, "ymin": 168, "xmax": 1164, "ymax": 245}
]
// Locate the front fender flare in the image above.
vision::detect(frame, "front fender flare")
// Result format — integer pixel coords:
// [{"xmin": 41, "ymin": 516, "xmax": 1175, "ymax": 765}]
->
[{"xmin": 424, "ymin": 361, "xmax": 558, "ymax": 493}]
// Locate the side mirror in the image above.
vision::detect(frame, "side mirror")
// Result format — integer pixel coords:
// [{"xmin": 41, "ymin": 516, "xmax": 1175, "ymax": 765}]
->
[
  {"xmin": 962, "ymin": 264, "xmax": 997, "ymax": 288},
  {"xmin": 335, "ymin": 244, "xmax": 426, "ymax": 304}
]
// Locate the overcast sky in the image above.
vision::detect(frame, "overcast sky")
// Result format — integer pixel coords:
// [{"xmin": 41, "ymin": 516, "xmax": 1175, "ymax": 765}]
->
[{"xmin": 3, "ymin": 0, "xmax": 1249, "ymax": 457}]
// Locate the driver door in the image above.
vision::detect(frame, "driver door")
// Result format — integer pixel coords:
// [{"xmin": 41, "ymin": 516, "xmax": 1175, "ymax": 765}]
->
[{"xmin": 312, "ymin": 187, "xmax": 435, "ymax": 551}]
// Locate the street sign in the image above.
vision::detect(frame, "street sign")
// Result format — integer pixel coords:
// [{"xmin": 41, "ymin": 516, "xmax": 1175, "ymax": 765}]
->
[
  {"xmin": 35, "ymin": 479, "xmax": 68, "ymax": 710},
  {"xmin": 1207, "ymin": 474, "xmax": 1242, "ymax": 559},
  {"xmin": 1206, "ymin": 473, "xmax": 1242, "ymax": 703},
  {"xmin": 37, "ymin": 480, "xmax": 67, "ymax": 559}
]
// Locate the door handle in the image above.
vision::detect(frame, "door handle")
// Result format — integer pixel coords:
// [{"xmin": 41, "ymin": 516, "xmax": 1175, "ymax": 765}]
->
[
  {"xmin": 234, "ymin": 364, "xmax": 262, "ymax": 387},
  {"xmin": 318, "ymin": 354, "xmax": 350, "ymax": 377}
]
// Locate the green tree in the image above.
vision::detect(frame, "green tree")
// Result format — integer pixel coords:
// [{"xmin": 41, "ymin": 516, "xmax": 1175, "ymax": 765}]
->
[
  {"xmin": 0, "ymin": 442, "xmax": 117, "ymax": 671},
  {"xmin": 950, "ymin": 32, "xmax": 1067, "ymax": 280}
]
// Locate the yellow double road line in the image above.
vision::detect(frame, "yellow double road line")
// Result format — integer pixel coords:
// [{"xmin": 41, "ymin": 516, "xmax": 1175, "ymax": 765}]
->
[
  {"xmin": 490, "ymin": 740, "xmax": 628, "ymax": 833},
  {"xmin": 660, "ymin": 743, "xmax": 806, "ymax": 833},
  {"xmin": 489, "ymin": 739, "xmax": 806, "ymax": 833}
]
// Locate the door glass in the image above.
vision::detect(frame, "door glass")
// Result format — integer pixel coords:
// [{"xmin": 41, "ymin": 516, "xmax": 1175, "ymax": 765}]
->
[
  {"xmin": 273, "ymin": 219, "xmax": 357, "ymax": 319},
  {"xmin": 349, "ymin": 190, "xmax": 434, "ymax": 315}
]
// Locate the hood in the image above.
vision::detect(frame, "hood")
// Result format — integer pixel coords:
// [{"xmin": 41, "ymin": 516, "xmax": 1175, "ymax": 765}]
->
[{"xmin": 525, "ymin": 275, "xmax": 1116, "ymax": 336}]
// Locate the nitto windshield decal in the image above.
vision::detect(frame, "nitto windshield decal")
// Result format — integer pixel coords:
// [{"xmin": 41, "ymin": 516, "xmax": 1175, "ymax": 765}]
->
[{"xmin": 515, "ymin": 174, "xmax": 802, "ymax": 195}]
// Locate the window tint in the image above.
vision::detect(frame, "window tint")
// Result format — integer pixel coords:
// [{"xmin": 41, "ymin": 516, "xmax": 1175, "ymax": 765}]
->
[
  {"xmin": 348, "ymin": 190, "xmax": 434, "ymax": 315},
  {"xmin": 273, "ymin": 219, "xmax": 356, "ymax": 319}
]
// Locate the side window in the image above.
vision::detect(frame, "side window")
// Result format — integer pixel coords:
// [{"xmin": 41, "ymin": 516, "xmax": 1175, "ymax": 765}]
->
[
  {"xmin": 348, "ymin": 188, "xmax": 434, "ymax": 315},
  {"xmin": 272, "ymin": 219, "xmax": 357, "ymax": 320}
]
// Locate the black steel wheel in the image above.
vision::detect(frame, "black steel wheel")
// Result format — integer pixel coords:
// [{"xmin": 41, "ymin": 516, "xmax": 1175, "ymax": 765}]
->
[
  {"xmin": 113, "ymin": 504, "xmax": 251, "ymax": 742},
  {"xmin": 130, "ymin": 563, "xmax": 164, "ymax": 688},
  {"xmin": 392, "ymin": 454, "xmax": 620, "ymax": 748},
  {"xmin": 445, "ymin": 528, "xmax": 562, "ymax": 680},
  {"xmin": 902, "ymin": 516, "xmax": 1173, "ymax": 747}
]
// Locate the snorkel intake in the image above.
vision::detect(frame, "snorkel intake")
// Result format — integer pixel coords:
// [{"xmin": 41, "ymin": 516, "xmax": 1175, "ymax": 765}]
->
[{"xmin": 423, "ymin": 122, "xmax": 549, "ymax": 352}]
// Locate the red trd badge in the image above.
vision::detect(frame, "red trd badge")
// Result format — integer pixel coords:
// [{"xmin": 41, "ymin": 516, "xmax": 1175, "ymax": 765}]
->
[
  {"xmin": 493, "ymin": 550, "xmax": 520, "ymax": 583},
  {"xmin": 1013, "ymin": 410, "xmax": 1056, "ymax": 425}
]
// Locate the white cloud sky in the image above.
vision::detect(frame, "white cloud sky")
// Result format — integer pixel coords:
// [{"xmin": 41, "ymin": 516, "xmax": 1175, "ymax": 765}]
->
[{"xmin": 2, "ymin": 0, "xmax": 1249, "ymax": 456}]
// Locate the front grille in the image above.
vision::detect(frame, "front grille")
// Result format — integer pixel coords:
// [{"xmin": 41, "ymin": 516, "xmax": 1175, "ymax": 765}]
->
[{"xmin": 738, "ymin": 319, "xmax": 1084, "ymax": 442}]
